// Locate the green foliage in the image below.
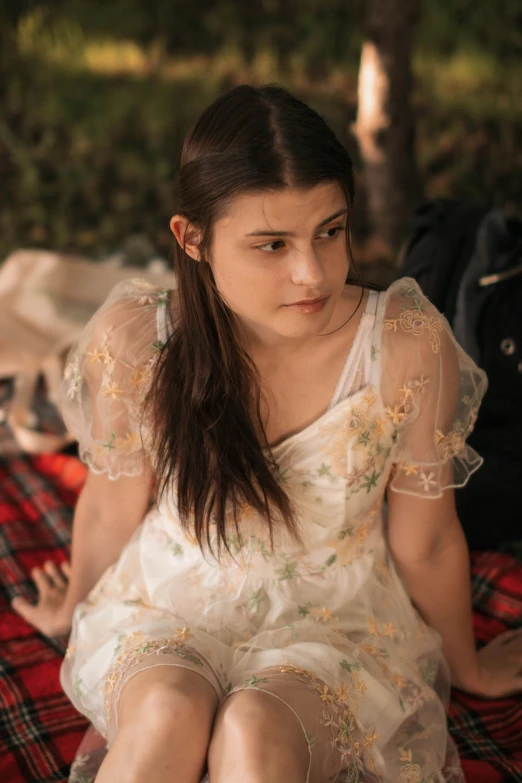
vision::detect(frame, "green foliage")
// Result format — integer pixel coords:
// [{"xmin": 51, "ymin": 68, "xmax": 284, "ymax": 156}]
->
[
  {"xmin": 419, "ymin": 0, "xmax": 522, "ymax": 60},
  {"xmin": 0, "ymin": 59, "xmax": 218, "ymax": 257},
  {"xmin": 0, "ymin": 0, "xmax": 520, "ymax": 261}
]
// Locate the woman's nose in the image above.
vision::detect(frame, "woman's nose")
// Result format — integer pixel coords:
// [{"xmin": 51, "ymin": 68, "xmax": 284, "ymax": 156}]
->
[{"xmin": 290, "ymin": 246, "xmax": 325, "ymax": 286}]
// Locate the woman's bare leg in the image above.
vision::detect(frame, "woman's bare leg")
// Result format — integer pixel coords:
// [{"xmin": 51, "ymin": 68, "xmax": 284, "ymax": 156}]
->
[
  {"xmin": 95, "ymin": 666, "xmax": 219, "ymax": 783},
  {"xmin": 207, "ymin": 688, "xmax": 311, "ymax": 783}
]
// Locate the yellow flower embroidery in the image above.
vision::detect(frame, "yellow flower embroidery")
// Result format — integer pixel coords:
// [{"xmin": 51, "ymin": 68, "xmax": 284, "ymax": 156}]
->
[
  {"xmin": 382, "ymin": 622, "xmax": 398, "ymax": 639},
  {"xmin": 87, "ymin": 348, "xmax": 105, "ymax": 363},
  {"xmin": 319, "ymin": 607, "xmax": 335, "ymax": 623},
  {"xmin": 367, "ymin": 616, "xmax": 379, "ymax": 636},
  {"xmin": 384, "ymin": 310, "xmax": 443, "ymax": 353},
  {"xmin": 373, "ymin": 417, "xmax": 388, "ymax": 437},
  {"xmin": 436, "ymin": 429, "xmax": 466, "ymax": 461},
  {"xmin": 317, "ymin": 684, "xmax": 336, "ymax": 704},
  {"xmin": 355, "ymin": 678, "xmax": 367, "ymax": 696},
  {"xmin": 362, "ymin": 388, "xmax": 376, "ymax": 407},
  {"xmin": 409, "ymin": 373, "xmax": 430, "ymax": 394},
  {"xmin": 114, "ymin": 431, "xmax": 141, "ymax": 452},
  {"xmin": 173, "ymin": 626, "xmax": 193, "ymax": 641},
  {"xmin": 102, "ymin": 381, "xmax": 125, "ymax": 399},
  {"xmin": 394, "ymin": 673, "xmax": 407, "ymax": 688},
  {"xmin": 384, "ymin": 405, "xmax": 408, "ymax": 426},
  {"xmin": 399, "ymin": 763, "xmax": 423, "ymax": 783},
  {"xmin": 334, "ymin": 683, "xmax": 351, "ymax": 702},
  {"xmin": 128, "ymin": 363, "xmax": 152, "ymax": 391},
  {"xmin": 364, "ymin": 728, "xmax": 380, "ymax": 749},
  {"xmin": 400, "ymin": 463, "xmax": 419, "ymax": 476},
  {"xmin": 399, "ymin": 748, "xmax": 413, "ymax": 763},
  {"xmin": 277, "ymin": 663, "xmax": 319, "ymax": 680}
]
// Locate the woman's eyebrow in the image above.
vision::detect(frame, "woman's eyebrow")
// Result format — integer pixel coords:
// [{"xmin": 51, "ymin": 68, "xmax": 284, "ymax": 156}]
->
[{"xmin": 245, "ymin": 207, "xmax": 348, "ymax": 237}]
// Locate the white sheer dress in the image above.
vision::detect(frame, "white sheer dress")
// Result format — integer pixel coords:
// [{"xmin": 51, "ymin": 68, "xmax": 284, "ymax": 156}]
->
[{"xmin": 60, "ymin": 277, "xmax": 487, "ymax": 783}]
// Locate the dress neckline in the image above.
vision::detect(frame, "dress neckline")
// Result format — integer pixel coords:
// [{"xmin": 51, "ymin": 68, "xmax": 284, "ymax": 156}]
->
[
  {"xmin": 159, "ymin": 285, "xmax": 378, "ymax": 454},
  {"xmin": 264, "ymin": 383, "xmax": 376, "ymax": 454},
  {"xmin": 264, "ymin": 290, "xmax": 377, "ymax": 451}
]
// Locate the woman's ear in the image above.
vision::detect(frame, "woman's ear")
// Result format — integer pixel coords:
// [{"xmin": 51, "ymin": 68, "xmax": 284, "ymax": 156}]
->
[{"xmin": 169, "ymin": 215, "xmax": 202, "ymax": 261}]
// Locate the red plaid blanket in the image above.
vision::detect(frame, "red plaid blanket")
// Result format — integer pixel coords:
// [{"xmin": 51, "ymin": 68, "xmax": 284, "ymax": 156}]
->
[{"xmin": 1, "ymin": 453, "xmax": 521, "ymax": 782}]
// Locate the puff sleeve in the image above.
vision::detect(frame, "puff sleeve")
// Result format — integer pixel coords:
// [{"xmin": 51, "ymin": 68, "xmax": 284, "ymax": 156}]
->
[
  {"xmin": 380, "ymin": 278, "xmax": 488, "ymax": 498},
  {"xmin": 59, "ymin": 278, "xmax": 171, "ymax": 480}
]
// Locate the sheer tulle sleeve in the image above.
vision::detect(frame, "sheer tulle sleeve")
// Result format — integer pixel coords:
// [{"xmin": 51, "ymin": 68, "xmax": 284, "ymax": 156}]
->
[
  {"xmin": 59, "ymin": 278, "xmax": 170, "ymax": 480},
  {"xmin": 380, "ymin": 278, "xmax": 488, "ymax": 498}
]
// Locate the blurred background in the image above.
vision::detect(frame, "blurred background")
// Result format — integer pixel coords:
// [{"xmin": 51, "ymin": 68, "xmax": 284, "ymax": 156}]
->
[{"xmin": 1, "ymin": 0, "xmax": 521, "ymax": 283}]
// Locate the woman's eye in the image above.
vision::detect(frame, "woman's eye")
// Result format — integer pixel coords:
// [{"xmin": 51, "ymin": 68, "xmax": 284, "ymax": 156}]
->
[
  {"xmin": 317, "ymin": 226, "xmax": 345, "ymax": 239},
  {"xmin": 257, "ymin": 240, "xmax": 285, "ymax": 253},
  {"xmin": 255, "ymin": 225, "xmax": 345, "ymax": 254}
]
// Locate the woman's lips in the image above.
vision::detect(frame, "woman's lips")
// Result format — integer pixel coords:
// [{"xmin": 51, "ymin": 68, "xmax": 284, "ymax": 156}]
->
[{"xmin": 284, "ymin": 296, "xmax": 329, "ymax": 314}]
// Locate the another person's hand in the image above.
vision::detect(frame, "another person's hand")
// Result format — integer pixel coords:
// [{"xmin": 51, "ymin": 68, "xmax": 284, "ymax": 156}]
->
[
  {"xmin": 11, "ymin": 561, "xmax": 73, "ymax": 638},
  {"xmin": 455, "ymin": 628, "xmax": 522, "ymax": 698}
]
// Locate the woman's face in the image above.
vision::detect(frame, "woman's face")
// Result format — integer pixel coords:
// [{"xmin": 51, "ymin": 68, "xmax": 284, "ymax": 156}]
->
[{"xmin": 175, "ymin": 181, "xmax": 351, "ymax": 348}]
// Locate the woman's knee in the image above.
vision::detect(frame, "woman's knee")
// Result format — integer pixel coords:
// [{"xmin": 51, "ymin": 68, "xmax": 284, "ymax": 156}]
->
[
  {"xmin": 208, "ymin": 688, "xmax": 310, "ymax": 781},
  {"xmin": 211, "ymin": 687, "xmax": 307, "ymax": 748},
  {"xmin": 117, "ymin": 664, "xmax": 220, "ymax": 734}
]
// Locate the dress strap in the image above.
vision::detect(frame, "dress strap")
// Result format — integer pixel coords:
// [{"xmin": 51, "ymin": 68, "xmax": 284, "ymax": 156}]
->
[
  {"xmin": 157, "ymin": 289, "xmax": 173, "ymax": 345},
  {"xmin": 366, "ymin": 289, "xmax": 388, "ymax": 389},
  {"xmin": 328, "ymin": 289, "xmax": 379, "ymax": 409}
]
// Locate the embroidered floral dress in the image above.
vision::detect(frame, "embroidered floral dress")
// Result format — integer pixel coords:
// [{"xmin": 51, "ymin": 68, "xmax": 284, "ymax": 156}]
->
[{"xmin": 60, "ymin": 277, "xmax": 487, "ymax": 783}]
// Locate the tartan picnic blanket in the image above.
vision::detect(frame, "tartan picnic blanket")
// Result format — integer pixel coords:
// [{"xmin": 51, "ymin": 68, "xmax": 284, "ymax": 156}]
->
[{"xmin": 0, "ymin": 453, "xmax": 521, "ymax": 783}]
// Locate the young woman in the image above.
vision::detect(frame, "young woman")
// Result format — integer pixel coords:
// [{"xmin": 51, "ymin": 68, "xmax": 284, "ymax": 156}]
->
[{"xmin": 13, "ymin": 84, "xmax": 522, "ymax": 783}]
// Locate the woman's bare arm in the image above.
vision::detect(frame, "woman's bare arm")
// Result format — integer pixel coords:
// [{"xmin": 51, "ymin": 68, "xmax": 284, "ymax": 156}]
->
[
  {"xmin": 12, "ymin": 462, "xmax": 154, "ymax": 637},
  {"xmin": 387, "ymin": 486, "xmax": 522, "ymax": 698},
  {"xmin": 386, "ymin": 486, "xmax": 480, "ymax": 690}
]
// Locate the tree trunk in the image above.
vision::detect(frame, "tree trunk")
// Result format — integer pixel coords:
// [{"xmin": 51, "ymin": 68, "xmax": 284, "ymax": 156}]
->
[{"xmin": 352, "ymin": 0, "xmax": 422, "ymax": 257}]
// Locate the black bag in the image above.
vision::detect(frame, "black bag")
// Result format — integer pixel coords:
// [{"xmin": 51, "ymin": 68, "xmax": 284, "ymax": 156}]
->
[{"xmin": 398, "ymin": 199, "xmax": 522, "ymax": 550}]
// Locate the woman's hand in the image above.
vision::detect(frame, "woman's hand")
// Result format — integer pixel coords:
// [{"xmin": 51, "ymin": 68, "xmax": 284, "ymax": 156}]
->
[
  {"xmin": 454, "ymin": 628, "xmax": 522, "ymax": 698},
  {"xmin": 11, "ymin": 560, "xmax": 73, "ymax": 638}
]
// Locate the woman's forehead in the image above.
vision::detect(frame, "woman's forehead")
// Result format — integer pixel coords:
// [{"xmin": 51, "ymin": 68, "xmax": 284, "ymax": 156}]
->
[{"xmin": 215, "ymin": 182, "xmax": 347, "ymax": 235}]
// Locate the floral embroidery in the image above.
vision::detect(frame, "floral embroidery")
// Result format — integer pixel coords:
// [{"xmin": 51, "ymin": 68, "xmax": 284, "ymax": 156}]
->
[
  {"xmin": 418, "ymin": 472, "xmax": 437, "ymax": 493},
  {"xmin": 435, "ymin": 428, "xmax": 466, "ymax": 461},
  {"xmin": 367, "ymin": 616, "xmax": 402, "ymax": 641},
  {"xmin": 232, "ymin": 659, "xmax": 374, "ymax": 774},
  {"xmin": 383, "ymin": 283, "xmax": 444, "ymax": 354},
  {"xmin": 128, "ymin": 363, "xmax": 152, "ymax": 391},
  {"xmin": 399, "ymin": 463, "xmax": 419, "ymax": 476},
  {"xmin": 114, "ymin": 431, "xmax": 142, "ymax": 452},
  {"xmin": 102, "ymin": 381, "xmax": 125, "ymax": 400},
  {"xmin": 409, "ymin": 373, "xmax": 430, "ymax": 394},
  {"xmin": 64, "ymin": 357, "xmax": 82, "ymax": 400},
  {"xmin": 382, "ymin": 622, "xmax": 399, "ymax": 639},
  {"xmin": 385, "ymin": 404, "xmax": 408, "ymax": 426},
  {"xmin": 399, "ymin": 762, "xmax": 423, "ymax": 783},
  {"xmin": 62, "ymin": 283, "xmax": 168, "ymax": 474}
]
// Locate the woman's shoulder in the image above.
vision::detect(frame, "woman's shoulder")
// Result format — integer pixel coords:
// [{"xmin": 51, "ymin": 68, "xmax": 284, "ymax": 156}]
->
[
  {"xmin": 61, "ymin": 278, "xmax": 175, "ymax": 403},
  {"xmin": 379, "ymin": 277, "xmax": 450, "ymax": 357},
  {"xmin": 88, "ymin": 277, "xmax": 174, "ymax": 348},
  {"xmin": 381, "ymin": 277, "xmax": 435, "ymax": 315},
  {"xmin": 60, "ymin": 276, "xmax": 176, "ymax": 478}
]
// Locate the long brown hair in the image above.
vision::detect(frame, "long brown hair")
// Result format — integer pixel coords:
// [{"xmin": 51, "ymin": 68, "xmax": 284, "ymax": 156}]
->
[{"xmin": 145, "ymin": 83, "xmax": 364, "ymax": 562}]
